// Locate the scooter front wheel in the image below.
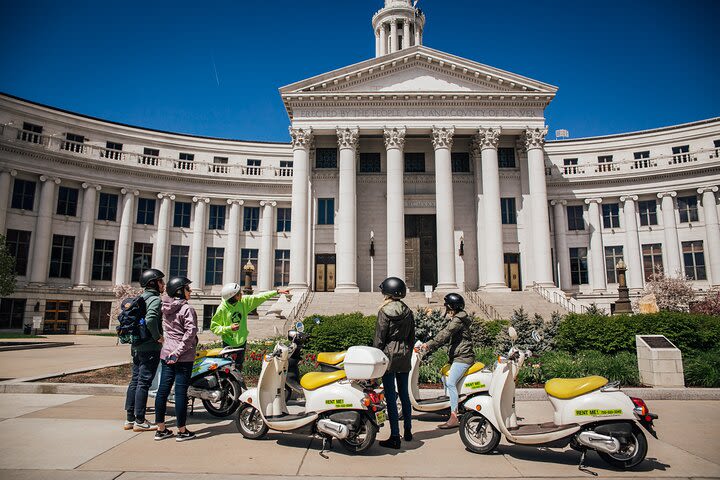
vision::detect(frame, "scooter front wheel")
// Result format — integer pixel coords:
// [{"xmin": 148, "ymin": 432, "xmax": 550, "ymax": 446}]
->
[
  {"xmin": 459, "ymin": 411, "xmax": 500, "ymax": 454},
  {"xmin": 597, "ymin": 424, "xmax": 648, "ymax": 470},
  {"xmin": 235, "ymin": 403, "xmax": 269, "ymax": 439},
  {"xmin": 339, "ymin": 415, "xmax": 377, "ymax": 454}
]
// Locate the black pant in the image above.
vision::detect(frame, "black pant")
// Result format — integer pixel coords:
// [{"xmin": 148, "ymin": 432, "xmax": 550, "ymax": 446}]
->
[
  {"xmin": 382, "ymin": 371, "xmax": 412, "ymax": 437},
  {"xmin": 125, "ymin": 350, "xmax": 161, "ymax": 422},
  {"xmin": 223, "ymin": 342, "xmax": 246, "ymax": 372},
  {"xmin": 154, "ymin": 360, "xmax": 193, "ymax": 429}
]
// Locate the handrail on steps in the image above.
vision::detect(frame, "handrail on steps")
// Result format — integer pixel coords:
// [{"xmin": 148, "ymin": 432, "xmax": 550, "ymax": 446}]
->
[
  {"xmin": 464, "ymin": 289, "xmax": 503, "ymax": 321},
  {"xmin": 532, "ymin": 284, "xmax": 587, "ymax": 314}
]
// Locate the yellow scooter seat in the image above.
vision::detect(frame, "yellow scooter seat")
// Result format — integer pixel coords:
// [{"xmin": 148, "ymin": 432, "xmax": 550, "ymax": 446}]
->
[
  {"xmin": 300, "ymin": 370, "xmax": 347, "ymax": 390},
  {"xmin": 317, "ymin": 351, "xmax": 347, "ymax": 365},
  {"xmin": 440, "ymin": 362, "xmax": 485, "ymax": 377},
  {"xmin": 545, "ymin": 376, "xmax": 608, "ymax": 399},
  {"xmin": 195, "ymin": 348, "xmax": 224, "ymax": 360}
]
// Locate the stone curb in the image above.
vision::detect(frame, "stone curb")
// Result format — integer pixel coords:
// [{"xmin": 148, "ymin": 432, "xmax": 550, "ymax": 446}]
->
[
  {"xmin": 0, "ymin": 341, "xmax": 74, "ymax": 352},
  {"xmin": 0, "ymin": 361, "xmax": 131, "ymax": 384}
]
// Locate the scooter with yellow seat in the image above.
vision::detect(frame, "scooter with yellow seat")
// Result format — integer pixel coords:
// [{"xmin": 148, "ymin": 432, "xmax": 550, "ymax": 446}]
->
[
  {"xmin": 236, "ymin": 321, "xmax": 389, "ymax": 454},
  {"xmin": 460, "ymin": 328, "xmax": 658, "ymax": 472},
  {"xmin": 188, "ymin": 345, "xmax": 245, "ymax": 417}
]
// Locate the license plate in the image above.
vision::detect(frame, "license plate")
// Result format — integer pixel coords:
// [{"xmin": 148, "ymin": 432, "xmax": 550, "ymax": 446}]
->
[{"xmin": 375, "ymin": 410, "xmax": 386, "ymax": 425}]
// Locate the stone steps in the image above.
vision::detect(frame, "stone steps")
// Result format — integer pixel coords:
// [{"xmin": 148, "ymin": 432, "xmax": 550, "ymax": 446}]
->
[{"xmin": 476, "ymin": 290, "xmax": 567, "ymax": 320}]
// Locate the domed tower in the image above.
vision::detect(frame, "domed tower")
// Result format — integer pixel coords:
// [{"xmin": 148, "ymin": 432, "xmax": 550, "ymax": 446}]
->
[{"xmin": 372, "ymin": 0, "xmax": 426, "ymax": 57}]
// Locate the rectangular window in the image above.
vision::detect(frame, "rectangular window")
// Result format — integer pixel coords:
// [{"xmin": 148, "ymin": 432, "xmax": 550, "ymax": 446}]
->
[
  {"xmin": 11, "ymin": 178, "xmax": 36, "ymax": 210},
  {"xmin": 202, "ymin": 304, "xmax": 219, "ymax": 330},
  {"xmin": 683, "ymin": 241, "xmax": 706, "ymax": 280},
  {"xmin": 62, "ymin": 133, "xmax": 85, "ymax": 153},
  {"xmin": 91, "ymin": 239, "xmax": 115, "ymax": 281},
  {"xmin": 213, "ymin": 156, "xmax": 228, "ymax": 164},
  {"xmin": 569, "ymin": 247, "xmax": 589, "ymax": 285},
  {"xmin": 567, "ymin": 205, "xmax": 585, "ymax": 231},
  {"xmin": 498, "ymin": 147, "xmax": 516, "ymax": 168},
  {"xmin": 500, "ymin": 198, "xmax": 517, "ymax": 224},
  {"xmin": 404, "ymin": 152, "xmax": 425, "ymax": 172},
  {"xmin": 642, "ymin": 243, "xmax": 663, "ymax": 280},
  {"xmin": 205, "ymin": 247, "xmax": 224, "ymax": 286},
  {"xmin": 597, "ymin": 155, "xmax": 614, "ymax": 172},
  {"xmin": 97, "ymin": 192, "xmax": 118, "ymax": 221},
  {"xmin": 208, "ymin": 205, "xmax": 226, "ymax": 230},
  {"xmin": 243, "ymin": 206, "xmax": 260, "ymax": 231},
  {"xmin": 131, "ymin": 243, "xmax": 153, "ymax": 282},
  {"xmin": 318, "ymin": 198, "xmax": 335, "ymax": 225},
  {"xmin": 103, "ymin": 141, "xmax": 123, "ymax": 160},
  {"xmin": 49, "ymin": 234, "xmax": 74, "ymax": 278},
  {"xmin": 246, "ymin": 159, "xmax": 262, "ymax": 175},
  {"xmin": 280, "ymin": 160, "xmax": 293, "ymax": 168},
  {"xmin": 602, "ymin": 203, "xmax": 620, "ymax": 229},
  {"xmin": 359, "ymin": 152, "xmax": 381, "ymax": 173},
  {"xmin": 277, "ymin": 207, "xmax": 291, "ymax": 232},
  {"xmin": 274, "ymin": 249, "xmax": 290, "ymax": 286},
  {"xmin": 18, "ymin": 122, "xmax": 43, "ymax": 144},
  {"xmin": 315, "ymin": 148, "xmax": 338, "ymax": 169},
  {"xmin": 169, "ymin": 245, "xmax": 189, "ymax": 277},
  {"xmin": 177, "ymin": 152, "xmax": 194, "ymax": 171},
  {"xmin": 671, "ymin": 145, "xmax": 690, "ymax": 164},
  {"xmin": 563, "ymin": 158, "xmax": 578, "ymax": 175},
  {"xmin": 633, "ymin": 150, "xmax": 652, "ymax": 169},
  {"xmin": 212, "ymin": 156, "xmax": 229, "ymax": 174},
  {"xmin": 173, "ymin": 202, "xmax": 191, "ymax": 228},
  {"xmin": 0, "ymin": 299, "xmax": 26, "ymax": 329},
  {"xmin": 56, "ymin": 186, "xmax": 79, "ymax": 216},
  {"xmin": 677, "ymin": 196, "xmax": 699, "ymax": 223},
  {"xmin": 714, "ymin": 139, "xmax": 720, "ymax": 157},
  {"xmin": 241, "ymin": 248, "xmax": 259, "ymax": 285},
  {"xmin": 5, "ymin": 229, "xmax": 31, "ymax": 276},
  {"xmin": 638, "ymin": 200, "xmax": 658, "ymax": 226},
  {"xmin": 136, "ymin": 198, "xmax": 156, "ymax": 225},
  {"xmin": 604, "ymin": 246, "xmax": 624, "ymax": 283},
  {"xmin": 141, "ymin": 147, "xmax": 160, "ymax": 166},
  {"xmin": 451, "ymin": 152, "xmax": 470, "ymax": 173}
]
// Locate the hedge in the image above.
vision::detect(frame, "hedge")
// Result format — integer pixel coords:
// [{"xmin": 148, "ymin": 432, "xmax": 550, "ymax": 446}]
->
[{"xmin": 302, "ymin": 312, "xmax": 377, "ymax": 352}]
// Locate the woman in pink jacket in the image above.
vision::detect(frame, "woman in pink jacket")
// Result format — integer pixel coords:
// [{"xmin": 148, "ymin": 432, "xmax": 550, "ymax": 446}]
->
[{"xmin": 154, "ymin": 276, "xmax": 198, "ymax": 442}]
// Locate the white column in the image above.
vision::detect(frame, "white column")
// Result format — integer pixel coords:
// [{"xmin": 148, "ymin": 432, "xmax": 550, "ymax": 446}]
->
[
  {"xmin": 551, "ymin": 200, "xmax": 571, "ymax": 290},
  {"xmin": 115, "ymin": 188, "xmax": 138, "ymax": 285},
  {"xmin": 384, "ymin": 127, "xmax": 406, "ymax": 280},
  {"xmin": 390, "ymin": 20, "xmax": 398, "ymax": 53},
  {"xmin": 379, "ymin": 24, "xmax": 388, "ymax": 56},
  {"xmin": 414, "ymin": 24, "xmax": 421, "ymax": 46},
  {"xmin": 620, "ymin": 195, "xmax": 643, "ymax": 290},
  {"xmin": 477, "ymin": 128, "xmax": 508, "ymax": 291},
  {"xmin": 525, "ymin": 127, "xmax": 554, "ymax": 286},
  {"xmin": 658, "ymin": 191, "xmax": 681, "ymax": 276},
  {"xmin": 154, "ymin": 192, "xmax": 174, "ymax": 275},
  {"xmin": 76, "ymin": 183, "xmax": 100, "ymax": 287},
  {"xmin": 190, "ymin": 196, "xmax": 209, "ymax": 290},
  {"xmin": 699, "ymin": 186, "xmax": 720, "ymax": 286},
  {"xmin": 257, "ymin": 200, "xmax": 277, "ymax": 291},
  {"xmin": 224, "ymin": 198, "xmax": 244, "ymax": 283},
  {"xmin": 432, "ymin": 126, "xmax": 458, "ymax": 291},
  {"xmin": 0, "ymin": 169, "xmax": 15, "ymax": 234},
  {"xmin": 29, "ymin": 176, "xmax": 60, "ymax": 285},
  {"xmin": 288, "ymin": 127, "xmax": 313, "ymax": 291},
  {"xmin": 470, "ymin": 138, "xmax": 486, "ymax": 288},
  {"xmin": 335, "ymin": 127, "xmax": 360, "ymax": 292},
  {"xmin": 402, "ymin": 20, "xmax": 410, "ymax": 49},
  {"xmin": 375, "ymin": 29, "xmax": 380, "ymax": 57},
  {"xmin": 585, "ymin": 198, "xmax": 606, "ymax": 291}
]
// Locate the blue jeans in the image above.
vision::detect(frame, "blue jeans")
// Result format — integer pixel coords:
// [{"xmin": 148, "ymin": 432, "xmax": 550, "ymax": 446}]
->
[
  {"xmin": 382, "ymin": 371, "xmax": 412, "ymax": 437},
  {"xmin": 445, "ymin": 362, "xmax": 471, "ymax": 412},
  {"xmin": 124, "ymin": 350, "xmax": 161, "ymax": 422},
  {"xmin": 154, "ymin": 360, "xmax": 193, "ymax": 429}
]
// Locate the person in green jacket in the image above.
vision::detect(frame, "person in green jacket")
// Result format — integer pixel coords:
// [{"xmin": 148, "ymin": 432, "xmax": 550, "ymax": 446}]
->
[{"xmin": 210, "ymin": 282, "xmax": 289, "ymax": 371}]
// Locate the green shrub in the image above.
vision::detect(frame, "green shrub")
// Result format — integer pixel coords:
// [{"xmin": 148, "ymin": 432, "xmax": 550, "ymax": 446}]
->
[
  {"xmin": 414, "ymin": 307, "xmax": 448, "ymax": 342},
  {"xmin": 302, "ymin": 312, "xmax": 376, "ymax": 352},
  {"xmin": 684, "ymin": 349, "xmax": 720, "ymax": 387},
  {"xmin": 471, "ymin": 319, "xmax": 507, "ymax": 348},
  {"xmin": 418, "ymin": 349, "xmax": 448, "ymax": 383}
]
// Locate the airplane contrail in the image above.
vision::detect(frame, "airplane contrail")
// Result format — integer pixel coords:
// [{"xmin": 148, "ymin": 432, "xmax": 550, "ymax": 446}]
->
[{"xmin": 211, "ymin": 54, "xmax": 220, "ymax": 86}]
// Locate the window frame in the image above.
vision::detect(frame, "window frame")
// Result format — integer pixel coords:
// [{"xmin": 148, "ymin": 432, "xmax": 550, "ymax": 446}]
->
[
  {"xmin": 91, "ymin": 239, "xmax": 115, "ymax": 281},
  {"xmin": 638, "ymin": 200, "xmax": 658, "ymax": 226},
  {"xmin": 359, "ymin": 152, "xmax": 381, "ymax": 173},
  {"xmin": 677, "ymin": 196, "xmax": 699, "ymax": 223},
  {"xmin": 569, "ymin": 247, "xmax": 589, "ymax": 285},
  {"xmin": 136, "ymin": 197, "xmax": 156, "ymax": 225},
  {"xmin": 274, "ymin": 249, "xmax": 291, "ymax": 287},
  {"xmin": 451, "ymin": 152, "xmax": 470, "ymax": 173},
  {"xmin": 97, "ymin": 192, "xmax": 118, "ymax": 221},
  {"xmin": 642, "ymin": 243, "xmax": 663, "ymax": 281},
  {"xmin": 498, "ymin": 147, "xmax": 516, "ymax": 168},
  {"xmin": 131, "ymin": 242, "xmax": 153, "ymax": 283},
  {"xmin": 404, "ymin": 152, "xmax": 426, "ymax": 173},
  {"xmin": 169, "ymin": 245, "xmax": 189, "ymax": 278},
  {"xmin": 277, "ymin": 207, "xmax": 291, "ymax": 232},
  {"xmin": 318, "ymin": 198, "xmax": 335, "ymax": 225},
  {"xmin": 5, "ymin": 229, "xmax": 31, "ymax": 276},
  {"xmin": 682, "ymin": 241, "xmax": 706, "ymax": 280},
  {"xmin": 500, "ymin": 197, "xmax": 517, "ymax": 225},
  {"xmin": 56, "ymin": 186, "xmax": 79, "ymax": 216},
  {"xmin": 601, "ymin": 203, "xmax": 620, "ymax": 229},
  {"xmin": 242, "ymin": 206, "xmax": 260, "ymax": 231},
  {"xmin": 566, "ymin": 205, "xmax": 585, "ymax": 231},
  {"xmin": 208, "ymin": 204, "xmax": 226, "ymax": 230},
  {"xmin": 173, "ymin": 202, "xmax": 191, "ymax": 228},
  {"xmin": 604, "ymin": 245, "xmax": 624, "ymax": 284},
  {"xmin": 49, "ymin": 234, "xmax": 75, "ymax": 278},
  {"xmin": 11, "ymin": 178, "xmax": 36, "ymax": 211},
  {"xmin": 240, "ymin": 248, "xmax": 259, "ymax": 285},
  {"xmin": 205, "ymin": 247, "xmax": 224, "ymax": 286},
  {"xmin": 315, "ymin": 148, "xmax": 338, "ymax": 169}
]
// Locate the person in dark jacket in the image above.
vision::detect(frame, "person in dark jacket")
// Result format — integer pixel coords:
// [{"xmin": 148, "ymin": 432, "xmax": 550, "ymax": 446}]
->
[
  {"xmin": 373, "ymin": 277, "xmax": 415, "ymax": 449},
  {"xmin": 124, "ymin": 268, "xmax": 165, "ymax": 432},
  {"xmin": 154, "ymin": 276, "xmax": 199, "ymax": 442},
  {"xmin": 421, "ymin": 293, "xmax": 474, "ymax": 429}
]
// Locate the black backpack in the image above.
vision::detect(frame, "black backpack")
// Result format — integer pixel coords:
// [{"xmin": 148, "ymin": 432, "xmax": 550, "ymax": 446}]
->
[{"xmin": 116, "ymin": 295, "xmax": 150, "ymax": 345}]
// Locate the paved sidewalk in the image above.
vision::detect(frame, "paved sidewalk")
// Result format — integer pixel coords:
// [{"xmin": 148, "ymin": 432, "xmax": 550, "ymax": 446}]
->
[{"xmin": 0, "ymin": 393, "xmax": 718, "ymax": 479}]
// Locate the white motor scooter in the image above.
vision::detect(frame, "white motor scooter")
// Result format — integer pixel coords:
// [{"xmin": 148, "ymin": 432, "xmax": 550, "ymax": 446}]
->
[
  {"xmin": 408, "ymin": 341, "xmax": 491, "ymax": 413},
  {"xmin": 236, "ymin": 322, "xmax": 389, "ymax": 455},
  {"xmin": 460, "ymin": 328, "xmax": 658, "ymax": 472}
]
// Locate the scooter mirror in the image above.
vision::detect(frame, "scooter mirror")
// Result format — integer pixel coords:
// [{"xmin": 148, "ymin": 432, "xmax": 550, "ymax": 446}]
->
[
  {"xmin": 531, "ymin": 330, "xmax": 542, "ymax": 343},
  {"xmin": 295, "ymin": 321, "xmax": 305, "ymax": 333},
  {"xmin": 508, "ymin": 326, "xmax": 518, "ymax": 342},
  {"xmin": 313, "ymin": 317, "xmax": 321, "ymax": 325}
]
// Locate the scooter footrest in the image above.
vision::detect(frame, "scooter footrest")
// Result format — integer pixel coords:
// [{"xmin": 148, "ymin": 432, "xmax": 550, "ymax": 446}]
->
[
  {"xmin": 265, "ymin": 412, "xmax": 316, "ymax": 422},
  {"xmin": 507, "ymin": 422, "xmax": 579, "ymax": 435},
  {"xmin": 416, "ymin": 396, "xmax": 450, "ymax": 405}
]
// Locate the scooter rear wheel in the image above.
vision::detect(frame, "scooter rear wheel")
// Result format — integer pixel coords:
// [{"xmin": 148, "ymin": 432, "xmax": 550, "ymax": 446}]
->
[
  {"xmin": 597, "ymin": 424, "xmax": 648, "ymax": 470},
  {"xmin": 235, "ymin": 403, "xmax": 269, "ymax": 439},
  {"xmin": 339, "ymin": 415, "xmax": 377, "ymax": 454},
  {"xmin": 202, "ymin": 375, "xmax": 242, "ymax": 417},
  {"xmin": 459, "ymin": 411, "xmax": 500, "ymax": 454}
]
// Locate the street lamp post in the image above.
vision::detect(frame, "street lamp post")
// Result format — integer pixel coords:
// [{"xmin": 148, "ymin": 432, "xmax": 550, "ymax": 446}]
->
[{"xmin": 243, "ymin": 260, "xmax": 255, "ymax": 296}]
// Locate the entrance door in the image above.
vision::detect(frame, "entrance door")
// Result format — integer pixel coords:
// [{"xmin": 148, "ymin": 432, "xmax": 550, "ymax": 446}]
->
[
  {"xmin": 44, "ymin": 300, "xmax": 72, "ymax": 334},
  {"xmin": 405, "ymin": 215, "xmax": 437, "ymax": 291},
  {"xmin": 89, "ymin": 301, "xmax": 111, "ymax": 330},
  {"xmin": 315, "ymin": 254, "xmax": 336, "ymax": 292},
  {"xmin": 504, "ymin": 253, "xmax": 522, "ymax": 291}
]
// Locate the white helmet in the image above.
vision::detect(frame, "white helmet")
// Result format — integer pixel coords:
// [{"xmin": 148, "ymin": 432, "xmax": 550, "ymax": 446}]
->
[{"xmin": 221, "ymin": 283, "xmax": 242, "ymax": 301}]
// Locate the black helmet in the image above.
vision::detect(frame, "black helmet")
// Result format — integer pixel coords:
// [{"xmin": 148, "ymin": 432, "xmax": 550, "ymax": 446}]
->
[
  {"xmin": 444, "ymin": 293, "xmax": 465, "ymax": 312},
  {"xmin": 166, "ymin": 276, "xmax": 192, "ymax": 298},
  {"xmin": 379, "ymin": 277, "xmax": 406, "ymax": 299},
  {"xmin": 140, "ymin": 268, "xmax": 165, "ymax": 288}
]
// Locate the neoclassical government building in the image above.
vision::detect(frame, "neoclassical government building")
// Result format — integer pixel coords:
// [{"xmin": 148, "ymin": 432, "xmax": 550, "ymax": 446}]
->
[{"xmin": 1, "ymin": 0, "xmax": 719, "ymax": 332}]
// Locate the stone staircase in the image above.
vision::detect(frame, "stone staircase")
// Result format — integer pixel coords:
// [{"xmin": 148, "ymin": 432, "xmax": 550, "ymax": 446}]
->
[
  {"xmin": 472, "ymin": 290, "xmax": 568, "ymax": 320},
  {"xmin": 245, "ymin": 296, "xmax": 288, "ymax": 341},
  {"xmin": 302, "ymin": 291, "xmax": 446, "ymax": 317}
]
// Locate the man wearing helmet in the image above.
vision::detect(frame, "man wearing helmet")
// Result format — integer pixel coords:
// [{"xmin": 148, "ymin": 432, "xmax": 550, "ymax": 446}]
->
[{"xmin": 210, "ymin": 283, "xmax": 289, "ymax": 372}]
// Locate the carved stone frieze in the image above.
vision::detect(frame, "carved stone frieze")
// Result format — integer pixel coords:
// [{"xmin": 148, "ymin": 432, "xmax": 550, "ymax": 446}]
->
[
  {"xmin": 431, "ymin": 125, "xmax": 454, "ymax": 150},
  {"xmin": 336, "ymin": 127, "xmax": 359, "ymax": 150},
  {"xmin": 383, "ymin": 126, "xmax": 406, "ymax": 150},
  {"xmin": 524, "ymin": 126, "xmax": 548, "ymax": 150}
]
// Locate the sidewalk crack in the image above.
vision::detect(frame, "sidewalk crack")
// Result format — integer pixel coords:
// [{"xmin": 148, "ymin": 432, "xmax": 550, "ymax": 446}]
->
[{"xmin": 295, "ymin": 436, "xmax": 314, "ymax": 475}]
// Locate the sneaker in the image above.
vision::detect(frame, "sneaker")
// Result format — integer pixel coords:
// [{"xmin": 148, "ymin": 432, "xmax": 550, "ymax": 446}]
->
[
  {"xmin": 133, "ymin": 421, "xmax": 158, "ymax": 432},
  {"xmin": 123, "ymin": 420, "xmax": 134, "ymax": 431},
  {"xmin": 175, "ymin": 429, "xmax": 196, "ymax": 442},
  {"xmin": 154, "ymin": 429, "xmax": 174, "ymax": 441}
]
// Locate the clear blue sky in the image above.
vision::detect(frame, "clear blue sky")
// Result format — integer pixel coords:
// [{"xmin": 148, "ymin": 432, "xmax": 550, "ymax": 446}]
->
[{"xmin": 1, "ymin": 0, "xmax": 718, "ymax": 142}]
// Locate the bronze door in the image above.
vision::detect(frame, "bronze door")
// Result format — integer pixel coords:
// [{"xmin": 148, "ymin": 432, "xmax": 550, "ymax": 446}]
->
[
  {"xmin": 405, "ymin": 215, "xmax": 438, "ymax": 290},
  {"xmin": 315, "ymin": 254, "xmax": 336, "ymax": 292},
  {"xmin": 405, "ymin": 237, "xmax": 421, "ymax": 292},
  {"xmin": 88, "ymin": 301, "xmax": 111, "ymax": 330},
  {"xmin": 44, "ymin": 300, "xmax": 72, "ymax": 334},
  {"xmin": 504, "ymin": 253, "xmax": 522, "ymax": 291}
]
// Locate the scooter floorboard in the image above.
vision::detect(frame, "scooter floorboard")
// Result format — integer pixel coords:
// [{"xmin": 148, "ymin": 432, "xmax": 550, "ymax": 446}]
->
[
  {"xmin": 416, "ymin": 395, "xmax": 450, "ymax": 405},
  {"xmin": 266, "ymin": 412, "xmax": 316, "ymax": 422},
  {"xmin": 507, "ymin": 421, "xmax": 579, "ymax": 436}
]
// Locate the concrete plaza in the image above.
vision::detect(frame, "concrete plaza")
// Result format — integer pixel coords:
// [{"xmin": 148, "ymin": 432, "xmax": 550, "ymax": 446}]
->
[{"xmin": 0, "ymin": 393, "xmax": 718, "ymax": 479}]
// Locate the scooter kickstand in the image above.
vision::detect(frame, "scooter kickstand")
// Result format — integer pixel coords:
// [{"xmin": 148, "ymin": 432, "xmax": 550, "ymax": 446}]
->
[
  {"xmin": 319, "ymin": 436, "xmax": 332, "ymax": 459},
  {"xmin": 578, "ymin": 449, "xmax": 598, "ymax": 476}
]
